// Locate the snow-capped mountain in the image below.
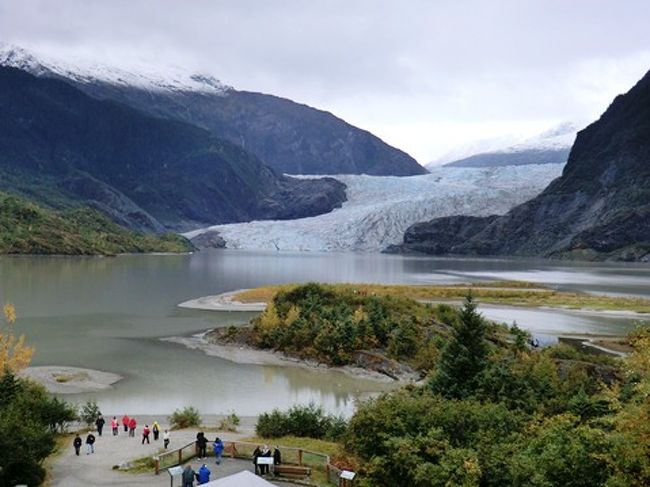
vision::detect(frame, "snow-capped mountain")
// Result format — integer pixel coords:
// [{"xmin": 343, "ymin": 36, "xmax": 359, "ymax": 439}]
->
[
  {"xmin": 0, "ymin": 43, "xmax": 423, "ymax": 177},
  {"xmin": 0, "ymin": 43, "xmax": 231, "ymax": 94},
  {"xmin": 185, "ymin": 164, "xmax": 564, "ymax": 252},
  {"xmin": 503, "ymin": 122, "xmax": 578, "ymax": 152},
  {"xmin": 428, "ymin": 122, "xmax": 579, "ymax": 169}
]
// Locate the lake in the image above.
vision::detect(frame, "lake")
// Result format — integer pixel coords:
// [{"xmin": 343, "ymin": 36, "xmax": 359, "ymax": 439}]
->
[{"xmin": 1, "ymin": 250, "xmax": 648, "ymax": 415}]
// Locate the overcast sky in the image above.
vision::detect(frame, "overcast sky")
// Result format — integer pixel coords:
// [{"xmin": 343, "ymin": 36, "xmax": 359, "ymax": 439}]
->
[{"xmin": 2, "ymin": 0, "xmax": 650, "ymax": 164}]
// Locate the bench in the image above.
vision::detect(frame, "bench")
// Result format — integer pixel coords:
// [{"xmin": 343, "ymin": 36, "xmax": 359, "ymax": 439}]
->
[{"xmin": 274, "ymin": 464, "xmax": 312, "ymax": 478}]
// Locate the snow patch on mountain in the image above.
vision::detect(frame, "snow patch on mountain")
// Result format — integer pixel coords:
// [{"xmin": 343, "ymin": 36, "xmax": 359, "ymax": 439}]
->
[
  {"xmin": 504, "ymin": 122, "xmax": 578, "ymax": 153},
  {"xmin": 185, "ymin": 165, "xmax": 564, "ymax": 252},
  {"xmin": 428, "ymin": 122, "xmax": 579, "ymax": 169},
  {"xmin": 0, "ymin": 43, "xmax": 231, "ymax": 94}
]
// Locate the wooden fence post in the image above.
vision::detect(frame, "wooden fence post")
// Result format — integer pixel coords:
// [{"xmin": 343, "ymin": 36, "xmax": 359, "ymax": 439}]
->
[
  {"xmin": 179, "ymin": 448, "xmax": 183, "ymax": 465},
  {"xmin": 154, "ymin": 457, "xmax": 160, "ymax": 475},
  {"xmin": 298, "ymin": 449, "xmax": 303, "ymax": 465}
]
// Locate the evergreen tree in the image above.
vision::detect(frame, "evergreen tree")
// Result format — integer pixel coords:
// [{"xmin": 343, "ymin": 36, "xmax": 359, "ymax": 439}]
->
[
  {"xmin": 0, "ymin": 369, "xmax": 20, "ymax": 407},
  {"xmin": 430, "ymin": 293, "xmax": 488, "ymax": 398}
]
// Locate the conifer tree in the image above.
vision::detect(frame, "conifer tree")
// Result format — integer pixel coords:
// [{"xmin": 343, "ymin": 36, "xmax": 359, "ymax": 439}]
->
[{"xmin": 430, "ymin": 292, "xmax": 488, "ymax": 398}]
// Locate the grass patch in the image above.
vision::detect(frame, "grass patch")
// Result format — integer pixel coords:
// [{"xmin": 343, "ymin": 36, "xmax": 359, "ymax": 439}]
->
[
  {"xmin": 117, "ymin": 451, "xmax": 161, "ymax": 474},
  {"xmin": 53, "ymin": 372, "xmax": 89, "ymax": 383},
  {"xmin": 242, "ymin": 436, "xmax": 341, "ymax": 486},
  {"xmin": 233, "ymin": 282, "xmax": 650, "ymax": 313},
  {"xmin": 242, "ymin": 436, "xmax": 340, "ymax": 457}
]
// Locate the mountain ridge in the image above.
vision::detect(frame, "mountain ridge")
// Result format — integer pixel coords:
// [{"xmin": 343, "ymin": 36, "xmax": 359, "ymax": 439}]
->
[
  {"xmin": 0, "ymin": 66, "xmax": 346, "ymax": 231},
  {"xmin": 0, "ymin": 44, "xmax": 425, "ymax": 177}
]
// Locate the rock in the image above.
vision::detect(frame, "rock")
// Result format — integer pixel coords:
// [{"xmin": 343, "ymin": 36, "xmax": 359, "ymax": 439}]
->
[
  {"xmin": 190, "ymin": 230, "xmax": 227, "ymax": 249},
  {"xmin": 352, "ymin": 350, "xmax": 421, "ymax": 381}
]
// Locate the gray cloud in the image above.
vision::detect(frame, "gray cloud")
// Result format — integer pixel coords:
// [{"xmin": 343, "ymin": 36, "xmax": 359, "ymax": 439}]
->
[{"xmin": 2, "ymin": 0, "xmax": 650, "ymax": 162}]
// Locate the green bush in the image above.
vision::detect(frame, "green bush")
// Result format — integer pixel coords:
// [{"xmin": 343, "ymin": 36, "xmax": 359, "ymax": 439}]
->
[
  {"xmin": 218, "ymin": 411, "xmax": 241, "ymax": 432},
  {"xmin": 79, "ymin": 399, "xmax": 101, "ymax": 428},
  {"xmin": 169, "ymin": 406, "xmax": 201, "ymax": 429},
  {"xmin": 0, "ymin": 372, "xmax": 77, "ymax": 487},
  {"xmin": 256, "ymin": 404, "xmax": 347, "ymax": 440}
]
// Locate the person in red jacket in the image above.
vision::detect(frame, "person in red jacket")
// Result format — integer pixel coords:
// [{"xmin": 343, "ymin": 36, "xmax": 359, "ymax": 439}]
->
[
  {"xmin": 128, "ymin": 417, "xmax": 137, "ymax": 437},
  {"xmin": 142, "ymin": 424, "xmax": 151, "ymax": 444},
  {"xmin": 122, "ymin": 414, "xmax": 130, "ymax": 433},
  {"xmin": 111, "ymin": 416, "xmax": 119, "ymax": 436}
]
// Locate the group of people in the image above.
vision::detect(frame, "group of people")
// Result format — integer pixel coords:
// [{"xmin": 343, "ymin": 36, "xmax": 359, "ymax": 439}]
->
[
  {"xmin": 72, "ymin": 413, "xmax": 284, "ymax": 484},
  {"xmin": 182, "ymin": 463, "xmax": 212, "ymax": 486},
  {"xmin": 253, "ymin": 444, "xmax": 281, "ymax": 475},
  {"xmin": 73, "ymin": 413, "xmax": 172, "ymax": 456},
  {"xmin": 178, "ymin": 433, "xmax": 226, "ymax": 486},
  {"xmin": 116, "ymin": 415, "xmax": 170, "ymax": 447},
  {"xmin": 72, "ymin": 432, "xmax": 95, "ymax": 456},
  {"xmin": 195, "ymin": 432, "xmax": 225, "ymax": 464}
]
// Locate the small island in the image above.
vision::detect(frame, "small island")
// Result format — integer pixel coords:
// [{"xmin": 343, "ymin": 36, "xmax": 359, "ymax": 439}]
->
[
  {"xmin": 20, "ymin": 366, "xmax": 123, "ymax": 394},
  {"xmin": 185, "ymin": 282, "xmax": 628, "ymax": 383}
]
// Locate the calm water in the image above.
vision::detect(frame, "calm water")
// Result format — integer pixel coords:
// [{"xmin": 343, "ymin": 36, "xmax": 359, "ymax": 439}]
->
[{"xmin": 0, "ymin": 250, "xmax": 648, "ymax": 415}]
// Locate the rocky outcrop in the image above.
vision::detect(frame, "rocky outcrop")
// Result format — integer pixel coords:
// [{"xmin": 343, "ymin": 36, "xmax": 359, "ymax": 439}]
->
[
  {"xmin": 351, "ymin": 350, "xmax": 422, "ymax": 381},
  {"xmin": 190, "ymin": 230, "xmax": 227, "ymax": 249},
  {"xmin": 393, "ymin": 69, "xmax": 650, "ymax": 261}
]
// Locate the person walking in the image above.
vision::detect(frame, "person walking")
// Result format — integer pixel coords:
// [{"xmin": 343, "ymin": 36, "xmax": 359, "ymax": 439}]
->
[
  {"xmin": 111, "ymin": 416, "xmax": 119, "ymax": 436},
  {"xmin": 163, "ymin": 429, "xmax": 170, "ymax": 449},
  {"xmin": 273, "ymin": 446, "xmax": 282, "ymax": 466},
  {"xmin": 152, "ymin": 421, "xmax": 160, "ymax": 441},
  {"xmin": 122, "ymin": 414, "xmax": 130, "ymax": 433},
  {"xmin": 85, "ymin": 432, "xmax": 96, "ymax": 454},
  {"xmin": 128, "ymin": 417, "xmax": 137, "ymax": 437},
  {"xmin": 73, "ymin": 434, "xmax": 82, "ymax": 456},
  {"xmin": 212, "ymin": 437, "xmax": 224, "ymax": 465},
  {"xmin": 182, "ymin": 464, "xmax": 195, "ymax": 487},
  {"xmin": 95, "ymin": 414, "xmax": 105, "ymax": 436},
  {"xmin": 197, "ymin": 464, "xmax": 211, "ymax": 484},
  {"xmin": 196, "ymin": 432, "xmax": 207, "ymax": 459},
  {"xmin": 142, "ymin": 424, "xmax": 151, "ymax": 444}
]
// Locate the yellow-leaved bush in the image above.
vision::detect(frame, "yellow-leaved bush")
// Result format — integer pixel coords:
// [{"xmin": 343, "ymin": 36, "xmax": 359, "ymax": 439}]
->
[{"xmin": 1, "ymin": 303, "xmax": 34, "ymax": 371}]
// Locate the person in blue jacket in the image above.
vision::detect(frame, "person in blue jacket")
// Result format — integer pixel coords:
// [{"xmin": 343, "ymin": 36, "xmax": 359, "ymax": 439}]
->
[
  {"xmin": 213, "ymin": 437, "xmax": 224, "ymax": 465},
  {"xmin": 197, "ymin": 464, "xmax": 211, "ymax": 484}
]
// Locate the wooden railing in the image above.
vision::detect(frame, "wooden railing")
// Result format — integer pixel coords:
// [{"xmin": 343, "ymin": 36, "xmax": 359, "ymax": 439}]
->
[
  {"xmin": 153, "ymin": 439, "xmax": 343, "ymax": 484},
  {"xmin": 153, "ymin": 440, "xmax": 197, "ymax": 474}
]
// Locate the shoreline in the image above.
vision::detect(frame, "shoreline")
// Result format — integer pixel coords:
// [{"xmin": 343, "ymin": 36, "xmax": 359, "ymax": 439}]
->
[
  {"xmin": 162, "ymin": 330, "xmax": 411, "ymax": 384},
  {"xmin": 178, "ymin": 288, "xmax": 650, "ymax": 319}
]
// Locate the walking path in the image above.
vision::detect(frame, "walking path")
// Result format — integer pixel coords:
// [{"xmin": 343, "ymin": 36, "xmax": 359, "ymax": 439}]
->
[{"xmin": 49, "ymin": 420, "xmax": 301, "ymax": 486}]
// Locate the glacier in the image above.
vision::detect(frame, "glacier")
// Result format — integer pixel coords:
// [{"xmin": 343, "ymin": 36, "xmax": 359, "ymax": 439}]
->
[{"xmin": 185, "ymin": 164, "xmax": 564, "ymax": 252}]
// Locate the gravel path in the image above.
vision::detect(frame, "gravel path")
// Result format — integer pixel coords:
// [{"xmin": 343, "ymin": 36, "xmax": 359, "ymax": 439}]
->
[{"xmin": 49, "ymin": 419, "xmax": 300, "ymax": 486}]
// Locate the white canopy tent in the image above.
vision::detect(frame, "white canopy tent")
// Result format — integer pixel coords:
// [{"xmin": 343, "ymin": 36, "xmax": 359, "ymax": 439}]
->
[{"xmin": 201, "ymin": 470, "xmax": 277, "ymax": 487}]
